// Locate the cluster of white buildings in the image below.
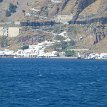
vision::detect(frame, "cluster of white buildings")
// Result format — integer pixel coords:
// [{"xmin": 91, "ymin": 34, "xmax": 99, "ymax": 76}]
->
[
  {"xmin": 0, "ymin": 41, "xmax": 59, "ymax": 58},
  {"xmin": 87, "ymin": 53, "xmax": 107, "ymax": 59},
  {"xmin": 1, "ymin": 47, "xmax": 107, "ymax": 59},
  {"xmin": 15, "ymin": 42, "xmax": 58, "ymax": 58},
  {"xmin": 0, "ymin": 49, "xmax": 14, "ymax": 56}
]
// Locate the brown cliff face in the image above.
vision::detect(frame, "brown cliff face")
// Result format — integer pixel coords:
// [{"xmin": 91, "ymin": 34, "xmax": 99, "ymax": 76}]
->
[
  {"xmin": 71, "ymin": 0, "xmax": 96, "ymax": 23},
  {"xmin": 97, "ymin": 0, "xmax": 107, "ymax": 17},
  {"xmin": 0, "ymin": 0, "xmax": 106, "ymax": 21},
  {"xmin": 92, "ymin": 0, "xmax": 107, "ymax": 44}
]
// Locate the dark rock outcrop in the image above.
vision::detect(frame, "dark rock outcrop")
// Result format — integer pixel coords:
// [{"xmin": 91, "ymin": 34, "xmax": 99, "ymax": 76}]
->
[{"xmin": 72, "ymin": 0, "xmax": 96, "ymax": 23}]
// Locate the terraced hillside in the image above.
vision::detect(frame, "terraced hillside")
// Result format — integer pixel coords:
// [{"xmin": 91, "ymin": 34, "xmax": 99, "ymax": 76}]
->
[{"xmin": 0, "ymin": 0, "xmax": 107, "ymax": 52}]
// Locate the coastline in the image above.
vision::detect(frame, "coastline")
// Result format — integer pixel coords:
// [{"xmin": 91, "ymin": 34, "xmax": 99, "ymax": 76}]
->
[{"xmin": 0, "ymin": 55, "xmax": 107, "ymax": 60}]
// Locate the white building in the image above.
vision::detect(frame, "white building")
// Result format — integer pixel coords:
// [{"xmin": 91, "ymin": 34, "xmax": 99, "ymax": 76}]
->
[
  {"xmin": 87, "ymin": 53, "xmax": 99, "ymax": 59},
  {"xmin": 0, "ymin": 27, "xmax": 20, "ymax": 37},
  {"xmin": 14, "ymin": 48, "xmax": 39, "ymax": 58},
  {"xmin": 54, "ymin": 15, "xmax": 73, "ymax": 24},
  {"xmin": 3, "ymin": 49, "xmax": 14, "ymax": 56},
  {"xmin": 0, "ymin": 49, "xmax": 15, "ymax": 56},
  {"xmin": 87, "ymin": 53, "xmax": 107, "ymax": 59},
  {"xmin": 98, "ymin": 53, "xmax": 107, "ymax": 59},
  {"xmin": 51, "ymin": 0, "xmax": 62, "ymax": 3},
  {"xmin": 14, "ymin": 41, "xmax": 58, "ymax": 58},
  {"xmin": 30, "ymin": 8, "xmax": 40, "ymax": 12},
  {"xmin": 0, "ymin": 51, "xmax": 4, "ymax": 55}
]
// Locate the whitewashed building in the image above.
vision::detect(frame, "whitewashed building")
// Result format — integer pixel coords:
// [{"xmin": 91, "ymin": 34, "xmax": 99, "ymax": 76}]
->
[
  {"xmin": 51, "ymin": 0, "xmax": 62, "ymax": 3},
  {"xmin": 0, "ymin": 27, "xmax": 20, "ymax": 37},
  {"xmin": 54, "ymin": 15, "xmax": 73, "ymax": 24},
  {"xmin": 98, "ymin": 53, "xmax": 107, "ymax": 59}
]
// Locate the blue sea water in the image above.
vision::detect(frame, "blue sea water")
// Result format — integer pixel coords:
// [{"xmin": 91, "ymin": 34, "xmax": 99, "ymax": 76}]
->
[{"xmin": 0, "ymin": 58, "xmax": 107, "ymax": 107}]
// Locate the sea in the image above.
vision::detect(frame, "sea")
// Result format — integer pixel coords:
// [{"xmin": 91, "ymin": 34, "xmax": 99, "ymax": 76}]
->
[{"xmin": 0, "ymin": 58, "xmax": 107, "ymax": 107}]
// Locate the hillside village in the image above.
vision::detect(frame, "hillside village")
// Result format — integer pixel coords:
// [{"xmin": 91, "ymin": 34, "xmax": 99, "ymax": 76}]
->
[{"xmin": 0, "ymin": 0, "xmax": 106, "ymax": 58}]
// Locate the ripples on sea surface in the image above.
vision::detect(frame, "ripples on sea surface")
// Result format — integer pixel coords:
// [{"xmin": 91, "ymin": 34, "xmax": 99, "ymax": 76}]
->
[{"xmin": 0, "ymin": 58, "xmax": 107, "ymax": 107}]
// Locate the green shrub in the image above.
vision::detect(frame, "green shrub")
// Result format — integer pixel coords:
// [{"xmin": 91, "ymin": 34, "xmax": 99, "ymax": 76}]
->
[
  {"xmin": 9, "ymin": 3, "xmax": 17, "ymax": 13},
  {"xmin": 6, "ymin": 10, "xmax": 11, "ymax": 17},
  {"xmin": 65, "ymin": 50, "xmax": 75, "ymax": 57},
  {"xmin": 0, "ymin": 36, "xmax": 8, "ymax": 47},
  {"xmin": 21, "ymin": 45, "xmax": 29, "ymax": 50},
  {"xmin": 6, "ymin": 3, "xmax": 17, "ymax": 17}
]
